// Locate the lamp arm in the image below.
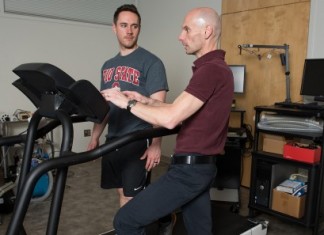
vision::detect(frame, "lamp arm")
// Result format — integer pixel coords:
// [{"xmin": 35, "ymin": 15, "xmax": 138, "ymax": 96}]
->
[
  {"xmin": 238, "ymin": 43, "xmax": 291, "ymax": 103},
  {"xmin": 284, "ymin": 44, "xmax": 291, "ymax": 103}
]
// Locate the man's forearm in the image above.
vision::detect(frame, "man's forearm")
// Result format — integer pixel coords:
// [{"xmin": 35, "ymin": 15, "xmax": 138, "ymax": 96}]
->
[
  {"xmin": 147, "ymin": 97, "xmax": 162, "ymax": 106},
  {"xmin": 91, "ymin": 114, "xmax": 108, "ymax": 140}
]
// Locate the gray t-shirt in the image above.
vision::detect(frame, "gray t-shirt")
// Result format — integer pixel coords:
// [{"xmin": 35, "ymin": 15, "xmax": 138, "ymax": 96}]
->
[{"xmin": 101, "ymin": 47, "xmax": 168, "ymax": 138}]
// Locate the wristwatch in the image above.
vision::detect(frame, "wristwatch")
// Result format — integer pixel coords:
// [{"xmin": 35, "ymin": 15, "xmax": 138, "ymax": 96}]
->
[{"xmin": 127, "ymin": 99, "xmax": 137, "ymax": 111}]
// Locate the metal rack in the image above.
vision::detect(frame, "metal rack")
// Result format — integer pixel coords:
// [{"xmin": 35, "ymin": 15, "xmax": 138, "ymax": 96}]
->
[
  {"xmin": 249, "ymin": 105, "xmax": 324, "ymax": 235},
  {"xmin": 0, "ymin": 120, "xmax": 54, "ymax": 180},
  {"xmin": 238, "ymin": 43, "xmax": 290, "ymax": 103}
]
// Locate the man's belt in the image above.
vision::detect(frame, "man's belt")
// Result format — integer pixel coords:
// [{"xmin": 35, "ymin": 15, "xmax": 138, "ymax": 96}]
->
[{"xmin": 171, "ymin": 155, "xmax": 217, "ymax": 165}]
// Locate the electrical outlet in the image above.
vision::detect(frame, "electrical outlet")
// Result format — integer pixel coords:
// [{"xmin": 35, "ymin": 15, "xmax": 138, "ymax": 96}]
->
[{"xmin": 84, "ymin": 129, "xmax": 91, "ymax": 137}]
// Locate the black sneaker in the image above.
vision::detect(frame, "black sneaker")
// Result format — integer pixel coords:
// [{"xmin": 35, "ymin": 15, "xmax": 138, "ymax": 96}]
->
[{"xmin": 158, "ymin": 213, "xmax": 177, "ymax": 235}]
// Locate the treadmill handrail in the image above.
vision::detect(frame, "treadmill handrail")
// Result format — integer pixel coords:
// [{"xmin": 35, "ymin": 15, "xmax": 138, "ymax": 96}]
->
[
  {"xmin": 6, "ymin": 126, "xmax": 180, "ymax": 235},
  {"xmin": 32, "ymin": 126, "xmax": 180, "ymax": 173}
]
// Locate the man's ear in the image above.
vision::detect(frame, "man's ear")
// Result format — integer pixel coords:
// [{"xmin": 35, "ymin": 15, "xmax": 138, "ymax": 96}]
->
[
  {"xmin": 204, "ymin": 25, "xmax": 213, "ymax": 39},
  {"xmin": 112, "ymin": 24, "xmax": 117, "ymax": 34}
]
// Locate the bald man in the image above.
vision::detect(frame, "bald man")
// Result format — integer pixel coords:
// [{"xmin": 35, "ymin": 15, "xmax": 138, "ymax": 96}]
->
[{"xmin": 106, "ymin": 7, "xmax": 234, "ymax": 235}]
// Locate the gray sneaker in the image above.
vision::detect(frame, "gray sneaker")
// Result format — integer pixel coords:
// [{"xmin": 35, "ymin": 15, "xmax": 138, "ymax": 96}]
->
[{"xmin": 158, "ymin": 213, "xmax": 177, "ymax": 235}]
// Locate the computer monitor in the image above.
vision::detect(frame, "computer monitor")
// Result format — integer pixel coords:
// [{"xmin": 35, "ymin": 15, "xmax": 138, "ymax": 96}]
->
[
  {"xmin": 300, "ymin": 58, "xmax": 324, "ymax": 102},
  {"xmin": 229, "ymin": 65, "xmax": 246, "ymax": 94}
]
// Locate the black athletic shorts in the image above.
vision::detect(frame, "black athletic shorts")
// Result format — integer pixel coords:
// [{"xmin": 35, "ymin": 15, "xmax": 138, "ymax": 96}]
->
[{"xmin": 101, "ymin": 138, "xmax": 151, "ymax": 197}]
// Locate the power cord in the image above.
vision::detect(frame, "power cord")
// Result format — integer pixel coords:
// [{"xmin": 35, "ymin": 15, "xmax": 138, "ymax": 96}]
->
[{"xmin": 242, "ymin": 123, "xmax": 254, "ymax": 152}]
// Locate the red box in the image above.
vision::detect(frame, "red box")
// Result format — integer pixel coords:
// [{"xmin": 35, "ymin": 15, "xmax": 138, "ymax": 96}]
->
[{"xmin": 283, "ymin": 143, "xmax": 321, "ymax": 163}]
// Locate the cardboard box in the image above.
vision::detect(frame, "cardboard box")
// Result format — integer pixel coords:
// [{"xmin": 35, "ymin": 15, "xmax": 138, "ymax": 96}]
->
[
  {"xmin": 283, "ymin": 143, "xmax": 321, "ymax": 163},
  {"xmin": 262, "ymin": 134, "xmax": 288, "ymax": 154},
  {"xmin": 271, "ymin": 189, "xmax": 306, "ymax": 218}
]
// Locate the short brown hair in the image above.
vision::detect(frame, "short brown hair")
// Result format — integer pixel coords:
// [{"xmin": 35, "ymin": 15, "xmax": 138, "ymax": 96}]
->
[{"xmin": 113, "ymin": 4, "xmax": 141, "ymax": 26}]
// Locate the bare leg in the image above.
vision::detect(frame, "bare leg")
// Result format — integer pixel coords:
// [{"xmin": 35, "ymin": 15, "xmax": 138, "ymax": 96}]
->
[{"xmin": 117, "ymin": 188, "xmax": 132, "ymax": 207}]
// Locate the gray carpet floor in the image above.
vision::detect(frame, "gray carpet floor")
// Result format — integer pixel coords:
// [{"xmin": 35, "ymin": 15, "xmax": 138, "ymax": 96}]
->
[{"xmin": 0, "ymin": 158, "xmax": 314, "ymax": 235}]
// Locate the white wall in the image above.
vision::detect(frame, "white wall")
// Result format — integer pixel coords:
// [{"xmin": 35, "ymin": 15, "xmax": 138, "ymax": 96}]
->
[
  {"xmin": 1, "ymin": 0, "xmax": 322, "ymax": 156},
  {"xmin": 0, "ymin": 0, "xmax": 221, "ymax": 155},
  {"xmin": 0, "ymin": 1, "xmax": 117, "ymax": 152},
  {"xmin": 307, "ymin": 0, "xmax": 324, "ymax": 58},
  {"xmin": 138, "ymin": 0, "xmax": 222, "ymax": 156}
]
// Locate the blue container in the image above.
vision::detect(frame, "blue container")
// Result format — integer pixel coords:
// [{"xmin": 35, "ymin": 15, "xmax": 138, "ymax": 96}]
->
[
  {"xmin": 32, "ymin": 173, "xmax": 49, "ymax": 198},
  {"xmin": 31, "ymin": 158, "xmax": 49, "ymax": 198}
]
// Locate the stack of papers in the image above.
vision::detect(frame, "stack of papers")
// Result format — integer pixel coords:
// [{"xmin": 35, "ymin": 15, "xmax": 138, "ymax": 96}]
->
[{"xmin": 276, "ymin": 179, "xmax": 304, "ymax": 194}]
